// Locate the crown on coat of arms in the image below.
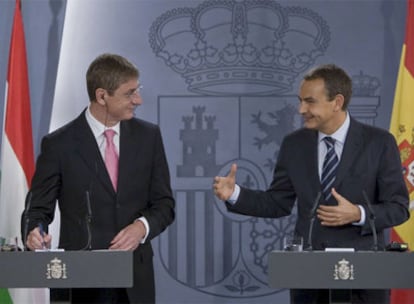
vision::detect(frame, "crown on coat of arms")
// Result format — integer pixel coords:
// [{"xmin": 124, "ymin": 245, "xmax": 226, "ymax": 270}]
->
[
  {"xmin": 149, "ymin": 0, "xmax": 330, "ymax": 95},
  {"xmin": 351, "ymin": 71, "xmax": 380, "ymax": 96}
]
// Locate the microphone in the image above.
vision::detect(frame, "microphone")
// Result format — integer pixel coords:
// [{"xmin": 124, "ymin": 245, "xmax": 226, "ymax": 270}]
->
[
  {"xmin": 362, "ymin": 190, "xmax": 378, "ymax": 251},
  {"xmin": 22, "ymin": 191, "xmax": 33, "ymax": 251},
  {"xmin": 306, "ymin": 191, "xmax": 322, "ymax": 251},
  {"xmin": 81, "ymin": 190, "xmax": 92, "ymax": 250}
]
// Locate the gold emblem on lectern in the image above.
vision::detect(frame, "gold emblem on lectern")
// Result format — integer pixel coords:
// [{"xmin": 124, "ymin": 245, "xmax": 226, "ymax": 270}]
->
[
  {"xmin": 46, "ymin": 257, "xmax": 67, "ymax": 279},
  {"xmin": 334, "ymin": 259, "xmax": 354, "ymax": 280}
]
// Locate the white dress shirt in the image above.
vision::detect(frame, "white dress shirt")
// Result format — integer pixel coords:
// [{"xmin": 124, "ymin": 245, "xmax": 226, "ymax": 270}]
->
[{"xmin": 85, "ymin": 107, "xmax": 150, "ymax": 242}]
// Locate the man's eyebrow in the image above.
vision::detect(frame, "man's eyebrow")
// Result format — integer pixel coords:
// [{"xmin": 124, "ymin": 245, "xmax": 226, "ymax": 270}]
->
[{"xmin": 298, "ymin": 96, "xmax": 314, "ymax": 101}]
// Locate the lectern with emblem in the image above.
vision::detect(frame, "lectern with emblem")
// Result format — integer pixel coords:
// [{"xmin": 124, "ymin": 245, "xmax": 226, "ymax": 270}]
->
[
  {"xmin": 0, "ymin": 251, "xmax": 132, "ymax": 288},
  {"xmin": 268, "ymin": 251, "xmax": 414, "ymax": 304}
]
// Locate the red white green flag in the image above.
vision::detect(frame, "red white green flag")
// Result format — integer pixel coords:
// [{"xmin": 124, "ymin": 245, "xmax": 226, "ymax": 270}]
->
[{"xmin": 0, "ymin": 0, "xmax": 49, "ymax": 302}]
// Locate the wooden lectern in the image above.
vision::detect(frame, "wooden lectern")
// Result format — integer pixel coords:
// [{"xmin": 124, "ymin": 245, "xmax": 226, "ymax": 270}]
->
[
  {"xmin": 268, "ymin": 250, "xmax": 414, "ymax": 303},
  {"xmin": 0, "ymin": 250, "xmax": 133, "ymax": 288}
]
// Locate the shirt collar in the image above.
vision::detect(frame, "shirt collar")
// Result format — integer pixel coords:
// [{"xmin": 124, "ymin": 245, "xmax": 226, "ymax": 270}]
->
[
  {"xmin": 85, "ymin": 106, "xmax": 120, "ymax": 138},
  {"xmin": 318, "ymin": 112, "xmax": 350, "ymax": 145}
]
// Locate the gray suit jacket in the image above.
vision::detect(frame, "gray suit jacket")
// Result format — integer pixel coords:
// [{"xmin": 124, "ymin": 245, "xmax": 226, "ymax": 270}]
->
[{"xmin": 227, "ymin": 117, "xmax": 409, "ymax": 250}]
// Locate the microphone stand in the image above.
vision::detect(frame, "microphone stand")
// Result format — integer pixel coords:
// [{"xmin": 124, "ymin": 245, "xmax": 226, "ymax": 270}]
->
[
  {"xmin": 22, "ymin": 191, "xmax": 32, "ymax": 251},
  {"xmin": 81, "ymin": 191, "xmax": 92, "ymax": 250},
  {"xmin": 306, "ymin": 192, "xmax": 322, "ymax": 251},
  {"xmin": 362, "ymin": 190, "xmax": 378, "ymax": 251}
]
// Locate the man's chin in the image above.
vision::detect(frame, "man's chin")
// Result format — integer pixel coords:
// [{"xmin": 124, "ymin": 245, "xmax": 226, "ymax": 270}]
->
[
  {"xmin": 303, "ymin": 121, "xmax": 317, "ymax": 129},
  {"xmin": 125, "ymin": 111, "xmax": 136, "ymax": 120}
]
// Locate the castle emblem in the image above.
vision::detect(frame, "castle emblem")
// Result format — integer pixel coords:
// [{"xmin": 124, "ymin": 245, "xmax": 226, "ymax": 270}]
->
[
  {"xmin": 334, "ymin": 258, "xmax": 354, "ymax": 281},
  {"xmin": 46, "ymin": 257, "xmax": 67, "ymax": 280},
  {"xmin": 177, "ymin": 106, "xmax": 221, "ymax": 177}
]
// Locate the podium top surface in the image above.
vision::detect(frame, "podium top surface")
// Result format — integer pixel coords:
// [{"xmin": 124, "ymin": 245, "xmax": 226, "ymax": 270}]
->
[
  {"xmin": 0, "ymin": 250, "xmax": 133, "ymax": 288},
  {"xmin": 268, "ymin": 250, "xmax": 414, "ymax": 289}
]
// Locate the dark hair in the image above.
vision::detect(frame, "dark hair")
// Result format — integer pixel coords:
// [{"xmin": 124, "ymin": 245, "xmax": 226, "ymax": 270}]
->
[
  {"xmin": 303, "ymin": 64, "xmax": 352, "ymax": 110},
  {"xmin": 86, "ymin": 53, "xmax": 139, "ymax": 101}
]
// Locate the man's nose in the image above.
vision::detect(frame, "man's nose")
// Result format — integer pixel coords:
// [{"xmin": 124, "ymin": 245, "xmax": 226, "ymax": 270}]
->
[
  {"xmin": 131, "ymin": 94, "xmax": 142, "ymax": 105},
  {"xmin": 298, "ymin": 101, "xmax": 306, "ymax": 114}
]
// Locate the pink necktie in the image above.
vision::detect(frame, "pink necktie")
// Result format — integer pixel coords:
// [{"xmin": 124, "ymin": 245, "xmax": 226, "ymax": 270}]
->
[{"xmin": 104, "ymin": 129, "xmax": 119, "ymax": 191}]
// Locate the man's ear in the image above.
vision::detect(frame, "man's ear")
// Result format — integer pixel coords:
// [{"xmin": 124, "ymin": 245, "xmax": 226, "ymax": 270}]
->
[
  {"xmin": 334, "ymin": 94, "xmax": 345, "ymax": 111},
  {"xmin": 95, "ymin": 88, "xmax": 106, "ymax": 106}
]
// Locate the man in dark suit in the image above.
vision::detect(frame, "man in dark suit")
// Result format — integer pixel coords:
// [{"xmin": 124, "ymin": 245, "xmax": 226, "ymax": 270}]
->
[
  {"xmin": 22, "ymin": 53, "xmax": 175, "ymax": 303},
  {"xmin": 213, "ymin": 64, "xmax": 409, "ymax": 304}
]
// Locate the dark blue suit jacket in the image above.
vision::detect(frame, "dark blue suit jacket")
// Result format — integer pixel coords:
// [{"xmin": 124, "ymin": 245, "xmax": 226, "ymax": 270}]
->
[{"xmin": 227, "ymin": 117, "xmax": 409, "ymax": 250}]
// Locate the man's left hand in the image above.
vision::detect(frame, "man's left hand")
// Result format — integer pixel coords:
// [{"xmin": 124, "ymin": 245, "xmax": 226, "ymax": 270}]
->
[
  {"xmin": 109, "ymin": 220, "xmax": 146, "ymax": 251},
  {"xmin": 317, "ymin": 188, "xmax": 361, "ymax": 226}
]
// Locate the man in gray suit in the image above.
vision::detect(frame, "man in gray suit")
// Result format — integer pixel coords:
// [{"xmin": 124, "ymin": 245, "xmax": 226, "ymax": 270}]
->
[
  {"xmin": 23, "ymin": 53, "xmax": 175, "ymax": 303},
  {"xmin": 213, "ymin": 64, "xmax": 409, "ymax": 303}
]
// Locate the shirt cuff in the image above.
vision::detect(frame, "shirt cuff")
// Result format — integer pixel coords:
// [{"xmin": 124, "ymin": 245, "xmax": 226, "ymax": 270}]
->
[
  {"xmin": 352, "ymin": 205, "xmax": 366, "ymax": 226},
  {"xmin": 135, "ymin": 217, "xmax": 150, "ymax": 243},
  {"xmin": 227, "ymin": 184, "xmax": 241, "ymax": 205}
]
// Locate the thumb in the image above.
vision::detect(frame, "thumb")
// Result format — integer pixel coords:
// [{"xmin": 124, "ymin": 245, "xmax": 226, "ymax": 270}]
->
[
  {"xmin": 331, "ymin": 188, "xmax": 343, "ymax": 202},
  {"xmin": 228, "ymin": 163, "xmax": 237, "ymax": 179}
]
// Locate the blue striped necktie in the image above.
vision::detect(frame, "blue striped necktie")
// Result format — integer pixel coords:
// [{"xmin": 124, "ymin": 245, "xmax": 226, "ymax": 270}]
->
[{"xmin": 321, "ymin": 137, "xmax": 339, "ymax": 201}]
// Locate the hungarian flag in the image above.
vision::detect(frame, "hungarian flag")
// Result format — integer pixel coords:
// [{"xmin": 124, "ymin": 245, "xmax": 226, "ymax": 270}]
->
[
  {"xmin": 390, "ymin": 0, "xmax": 414, "ymax": 303},
  {"xmin": 0, "ymin": 0, "xmax": 49, "ymax": 303}
]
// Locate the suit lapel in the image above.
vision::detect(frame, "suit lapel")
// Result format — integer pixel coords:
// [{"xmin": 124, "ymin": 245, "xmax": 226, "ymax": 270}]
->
[
  {"xmin": 302, "ymin": 130, "xmax": 321, "ymax": 192},
  {"xmin": 117, "ymin": 120, "xmax": 141, "ymax": 193},
  {"xmin": 307, "ymin": 131, "xmax": 321, "ymax": 189},
  {"xmin": 73, "ymin": 111, "xmax": 115, "ymax": 194},
  {"xmin": 334, "ymin": 118, "xmax": 363, "ymax": 188}
]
